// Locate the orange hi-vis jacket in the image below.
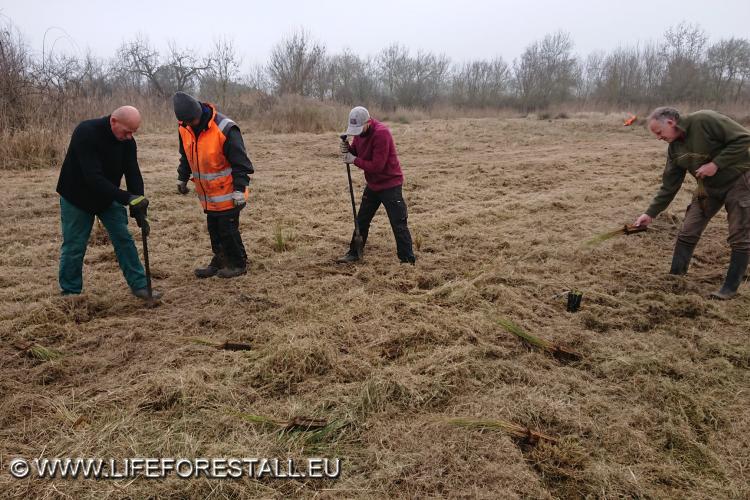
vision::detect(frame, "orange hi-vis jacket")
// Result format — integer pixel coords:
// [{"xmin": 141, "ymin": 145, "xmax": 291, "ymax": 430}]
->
[{"xmin": 178, "ymin": 104, "xmax": 249, "ymax": 212}]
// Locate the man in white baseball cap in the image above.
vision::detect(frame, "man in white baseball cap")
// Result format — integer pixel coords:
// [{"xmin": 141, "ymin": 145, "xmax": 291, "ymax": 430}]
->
[
  {"xmin": 338, "ymin": 106, "xmax": 416, "ymax": 264},
  {"xmin": 345, "ymin": 106, "xmax": 370, "ymax": 136}
]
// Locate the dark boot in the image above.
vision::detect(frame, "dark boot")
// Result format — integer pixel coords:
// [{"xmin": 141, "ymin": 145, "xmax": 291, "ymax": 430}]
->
[
  {"xmin": 710, "ymin": 250, "xmax": 749, "ymax": 300},
  {"xmin": 217, "ymin": 264, "xmax": 247, "ymax": 279},
  {"xmin": 669, "ymin": 241, "xmax": 696, "ymax": 275},
  {"xmin": 132, "ymin": 288, "xmax": 163, "ymax": 300},
  {"xmin": 336, "ymin": 252, "xmax": 360, "ymax": 264},
  {"xmin": 194, "ymin": 254, "xmax": 223, "ymax": 279}
]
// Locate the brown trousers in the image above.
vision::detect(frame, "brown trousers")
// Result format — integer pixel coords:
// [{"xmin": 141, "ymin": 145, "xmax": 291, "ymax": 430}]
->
[{"xmin": 678, "ymin": 170, "xmax": 750, "ymax": 252}]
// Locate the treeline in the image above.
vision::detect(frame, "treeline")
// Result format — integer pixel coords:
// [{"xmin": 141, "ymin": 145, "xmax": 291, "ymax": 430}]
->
[{"xmin": 2, "ymin": 18, "xmax": 750, "ymax": 166}]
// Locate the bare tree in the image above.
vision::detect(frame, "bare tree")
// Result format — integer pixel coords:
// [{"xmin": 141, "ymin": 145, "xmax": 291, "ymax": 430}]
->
[
  {"xmin": 116, "ymin": 35, "xmax": 165, "ymax": 96},
  {"xmin": 376, "ymin": 43, "xmax": 408, "ymax": 99},
  {"xmin": 452, "ymin": 57, "xmax": 511, "ymax": 108},
  {"xmin": 382, "ymin": 49, "xmax": 450, "ymax": 108},
  {"xmin": 267, "ymin": 29, "xmax": 325, "ymax": 96},
  {"xmin": 514, "ymin": 31, "xmax": 579, "ymax": 111},
  {"xmin": 325, "ymin": 50, "xmax": 377, "ymax": 105},
  {"xmin": 706, "ymin": 38, "xmax": 750, "ymax": 103},
  {"xmin": 0, "ymin": 20, "xmax": 34, "ymax": 129},
  {"xmin": 165, "ymin": 41, "xmax": 209, "ymax": 94},
  {"xmin": 659, "ymin": 22, "xmax": 707, "ymax": 101},
  {"xmin": 202, "ymin": 37, "xmax": 241, "ymax": 108}
]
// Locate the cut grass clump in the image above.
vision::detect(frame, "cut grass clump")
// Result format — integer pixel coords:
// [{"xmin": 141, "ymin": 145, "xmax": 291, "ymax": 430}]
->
[
  {"xmin": 585, "ymin": 223, "xmax": 647, "ymax": 246},
  {"xmin": 27, "ymin": 345, "xmax": 63, "ymax": 361},
  {"xmin": 231, "ymin": 411, "xmax": 350, "ymax": 450},
  {"xmin": 497, "ymin": 318, "xmax": 581, "ymax": 362},
  {"xmin": 188, "ymin": 337, "xmax": 252, "ymax": 351}
]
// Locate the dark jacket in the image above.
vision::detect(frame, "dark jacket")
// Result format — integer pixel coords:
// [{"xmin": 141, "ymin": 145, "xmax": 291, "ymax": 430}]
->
[
  {"xmin": 56, "ymin": 116, "xmax": 144, "ymax": 215},
  {"xmin": 646, "ymin": 110, "xmax": 750, "ymax": 217},
  {"xmin": 349, "ymin": 119, "xmax": 404, "ymax": 192}
]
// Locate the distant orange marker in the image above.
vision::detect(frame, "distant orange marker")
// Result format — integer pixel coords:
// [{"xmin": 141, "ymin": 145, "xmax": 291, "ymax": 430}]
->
[{"xmin": 624, "ymin": 115, "xmax": 637, "ymax": 126}]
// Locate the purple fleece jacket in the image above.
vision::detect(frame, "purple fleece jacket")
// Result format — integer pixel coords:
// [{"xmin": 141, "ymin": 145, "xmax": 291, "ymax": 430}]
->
[{"xmin": 350, "ymin": 119, "xmax": 404, "ymax": 191}]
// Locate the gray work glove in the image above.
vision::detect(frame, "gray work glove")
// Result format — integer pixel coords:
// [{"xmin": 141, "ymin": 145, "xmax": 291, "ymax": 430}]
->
[
  {"xmin": 339, "ymin": 141, "xmax": 350, "ymax": 154},
  {"xmin": 177, "ymin": 181, "xmax": 189, "ymax": 195},
  {"xmin": 231, "ymin": 191, "xmax": 246, "ymax": 207},
  {"xmin": 342, "ymin": 152, "xmax": 356, "ymax": 164}
]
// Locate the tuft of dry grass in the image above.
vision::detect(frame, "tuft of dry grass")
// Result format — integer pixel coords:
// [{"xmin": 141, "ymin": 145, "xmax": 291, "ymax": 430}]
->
[
  {"xmin": 27, "ymin": 344, "xmax": 63, "ymax": 361},
  {"xmin": 0, "ymin": 128, "xmax": 66, "ymax": 170},
  {"xmin": 497, "ymin": 317, "xmax": 582, "ymax": 362}
]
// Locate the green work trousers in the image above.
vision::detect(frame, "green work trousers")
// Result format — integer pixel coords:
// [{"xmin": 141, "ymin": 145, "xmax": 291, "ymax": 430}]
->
[{"xmin": 59, "ymin": 197, "xmax": 146, "ymax": 294}]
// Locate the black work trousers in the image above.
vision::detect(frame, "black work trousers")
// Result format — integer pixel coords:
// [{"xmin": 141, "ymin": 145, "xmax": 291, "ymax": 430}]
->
[
  {"xmin": 348, "ymin": 184, "xmax": 415, "ymax": 262},
  {"xmin": 207, "ymin": 210, "xmax": 247, "ymax": 268}
]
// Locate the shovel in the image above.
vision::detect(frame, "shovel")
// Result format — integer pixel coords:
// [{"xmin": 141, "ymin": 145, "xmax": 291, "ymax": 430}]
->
[
  {"xmin": 340, "ymin": 134, "xmax": 363, "ymax": 259},
  {"xmin": 136, "ymin": 217, "xmax": 158, "ymax": 308}
]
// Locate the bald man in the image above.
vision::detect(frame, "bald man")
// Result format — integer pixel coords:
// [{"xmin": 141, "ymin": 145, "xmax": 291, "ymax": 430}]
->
[{"xmin": 56, "ymin": 106, "xmax": 161, "ymax": 300}]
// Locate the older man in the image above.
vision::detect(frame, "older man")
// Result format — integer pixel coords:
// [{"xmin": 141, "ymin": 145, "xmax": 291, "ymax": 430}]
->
[
  {"xmin": 634, "ymin": 107, "xmax": 750, "ymax": 299},
  {"xmin": 56, "ymin": 106, "xmax": 159, "ymax": 299}
]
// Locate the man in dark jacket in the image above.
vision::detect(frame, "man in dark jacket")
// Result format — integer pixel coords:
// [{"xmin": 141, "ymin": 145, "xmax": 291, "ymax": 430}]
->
[
  {"xmin": 337, "ymin": 106, "xmax": 415, "ymax": 264},
  {"xmin": 56, "ymin": 106, "xmax": 159, "ymax": 300},
  {"xmin": 634, "ymin": 107, "xmax": 750, "ymax": 299},
  {"xmin": 173, "ymin": 92, "xmax": 254, "ymax": 278}
]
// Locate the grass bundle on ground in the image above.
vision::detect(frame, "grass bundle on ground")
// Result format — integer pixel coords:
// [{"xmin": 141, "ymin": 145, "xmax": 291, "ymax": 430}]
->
[
  {"xmin": 447, "ymin": 417, "xmax": 558, "ymax": 445},
  {"xmin": 231, "ymin": 411, "xmax": 348, "ymax": 447},
  {"xmin": 188, "ymin": 338, "xmax": 252, "ymax": 351},
  {"xmin": 231, "ymin": 411, "xmax": 329, "ymax": 430},
  {"xmin": 585, "ymin": 223, "xmax": 647, "ymax": 246},
  {"xmin": 27, "ymin": 345, "xmax": 63, "ymax": 361},
  {"xmin": 497, "ymin": 318, "xmax": 582, "ymax": 362}
]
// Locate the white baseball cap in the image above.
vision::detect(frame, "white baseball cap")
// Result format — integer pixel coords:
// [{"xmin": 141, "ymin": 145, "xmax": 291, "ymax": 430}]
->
[{"xmin": 345, "ymin": 106, "xmax": 370, "ymax": 136}]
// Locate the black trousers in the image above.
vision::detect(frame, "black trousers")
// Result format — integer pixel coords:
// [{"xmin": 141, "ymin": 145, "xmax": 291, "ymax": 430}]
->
[
  {"xmin": 207, "ymin": 210, "xmax": 247, "ymax": 268},
  {"xmin": 349, "ymin": 184, "xmax": 415, "ymax": 262}
]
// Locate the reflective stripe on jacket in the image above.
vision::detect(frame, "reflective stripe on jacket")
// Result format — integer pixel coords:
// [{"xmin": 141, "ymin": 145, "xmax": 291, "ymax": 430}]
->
[{"xmin": 178, "ymin": 104, "xmax": 249, "ymax": 212}]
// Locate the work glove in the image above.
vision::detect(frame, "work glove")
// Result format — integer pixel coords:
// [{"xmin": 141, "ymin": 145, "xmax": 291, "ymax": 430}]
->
[
  {"xmin": 128, "ymin": 195, "xmax": 150, "ymax": 236},
  {"xmin": 340, "ymin": 141, "xmax": 350, "ymax": 154},
  {"xmin": 342, "ymin": 152, "xmax": 356, "ymax": 164},
  {"xmin": 231, "ymin": 191, "xmax": 246, "ymax": 208},
  {"xmin": 177, "ymin": 181, "xmax": 189, "ymax": 195}
]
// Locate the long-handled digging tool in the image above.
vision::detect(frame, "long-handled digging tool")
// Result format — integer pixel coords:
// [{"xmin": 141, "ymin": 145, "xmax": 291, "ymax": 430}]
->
[
  {"xmin": 341, "ymin": 134, "xmax": 363, "ymax": 259},
  {"xmin": 139, "ymin": 222, "xmax": 159, "ymax": 308}
]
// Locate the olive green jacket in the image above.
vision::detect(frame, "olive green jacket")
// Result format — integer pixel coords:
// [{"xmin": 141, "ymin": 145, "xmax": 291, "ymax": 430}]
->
[{"xmin": 646, "ymin": 110, "xmax": 750, "ymax": 217}]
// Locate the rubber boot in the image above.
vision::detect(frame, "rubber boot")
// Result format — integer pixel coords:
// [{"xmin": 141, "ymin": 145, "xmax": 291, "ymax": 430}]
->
[
  {"xmin": 669, "ymin": 241, "xmax": 696, "ymax": 275},
  {"xmin": 194, "ymin": 254, "xmax": 224, "ymax": 279},
  {"xmin": 710, "ymin": 250, "xmax": 749, "ymax": 300}
]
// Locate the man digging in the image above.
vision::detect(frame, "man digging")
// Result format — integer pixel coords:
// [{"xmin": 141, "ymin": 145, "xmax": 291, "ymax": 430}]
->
[
  {"xmin": 337, "ymin": 106, "xmax": 416, "ymax": 264},
  {"xmin": 634, "ymin": 107, "xmax": 750, "ymax": 299},
  {"xmin": 56, "ymin": 106, "xmax": 160, "ymax": 300}
]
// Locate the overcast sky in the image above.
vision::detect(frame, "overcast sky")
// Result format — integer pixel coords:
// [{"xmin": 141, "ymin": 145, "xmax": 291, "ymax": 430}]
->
[{"xmin": 2, "ymin": 0, "xmax": 749, "ymax": 72}]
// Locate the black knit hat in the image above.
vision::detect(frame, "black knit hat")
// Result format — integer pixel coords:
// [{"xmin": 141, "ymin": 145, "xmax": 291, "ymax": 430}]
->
[{"xmin": 173, "ymin": 91, "xmax": 202, "ymax": 122}]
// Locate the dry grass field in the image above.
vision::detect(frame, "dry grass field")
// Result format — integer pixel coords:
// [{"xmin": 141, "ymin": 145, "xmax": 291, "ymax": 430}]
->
[{"xmin": 1, "ymin": 114, "xmax": 749, "ymax": 498}]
